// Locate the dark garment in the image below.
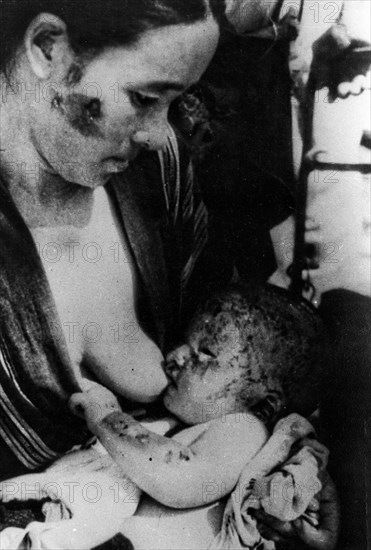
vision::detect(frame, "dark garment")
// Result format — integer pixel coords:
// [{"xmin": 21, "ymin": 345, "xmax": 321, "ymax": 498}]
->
[
  {"xmin": 319, "ymin": 290, "xmax": 371, "ymax": 550},
  {"xmin": 193, "ymin": 34, "xmax": 296, "ymax": 284},
  {"xmin": 0, "ymin": 170, "xmax": 84, "ymax": 475},
  {"xmin": 93, "ymin": 533, "xmax": 135, "ymax": 550},
  {"xmin": 0, "ymin": 135, "xmax": 231, "ymax": 482}
]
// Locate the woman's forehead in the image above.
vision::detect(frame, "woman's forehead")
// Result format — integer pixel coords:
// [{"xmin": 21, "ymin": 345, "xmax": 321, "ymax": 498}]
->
[{"xmin": 83, "ymin": 18, "xmax": 219, "ymax": 88}]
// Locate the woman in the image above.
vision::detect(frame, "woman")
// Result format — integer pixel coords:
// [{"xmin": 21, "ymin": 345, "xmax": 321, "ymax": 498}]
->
[{"xmin": 0, "ymin": 0, "xmax": 225, "ymax": 479}]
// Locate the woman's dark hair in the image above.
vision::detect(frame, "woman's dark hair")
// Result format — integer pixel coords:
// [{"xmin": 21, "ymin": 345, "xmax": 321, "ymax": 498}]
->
[{"xmin": 0, "ymin": 0, "xmax": 225, "ymax": 76}]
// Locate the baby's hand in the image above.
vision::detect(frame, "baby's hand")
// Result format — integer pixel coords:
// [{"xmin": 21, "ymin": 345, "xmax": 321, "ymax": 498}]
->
[{"xmin": 69, "ymin": 381, "xmax": 121, "ymax": 429}]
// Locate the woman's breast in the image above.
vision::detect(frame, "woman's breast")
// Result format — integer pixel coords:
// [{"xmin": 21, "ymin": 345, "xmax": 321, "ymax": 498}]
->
[{"xmin": 31, "ymin": 187, "xmax": 168, "ymax": 401}]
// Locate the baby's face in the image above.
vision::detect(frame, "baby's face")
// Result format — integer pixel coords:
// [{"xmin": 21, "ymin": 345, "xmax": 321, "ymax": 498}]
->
[{"xmin": 163, "ymin": 310, "xmax": 247, "ymax": 425}]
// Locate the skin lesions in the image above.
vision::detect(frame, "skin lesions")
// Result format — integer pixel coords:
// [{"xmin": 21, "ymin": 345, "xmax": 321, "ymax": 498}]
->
[
  {"xmin": 179, "ymin": 450, "xmax": 191, "ymax": 462},
  {"xmin": 101, "ymin": 412, "xmax": 130, "ymax": 433},
  {"xmin": 101, "ymin": 412, "xmax": 152, "ymax": 444},
  {"xmin": 135, "ymin": 433, "xmax": 150, "ymax": 444},
  {"xmin": 51, "ymin": 92, "xmax": 105, "ymax": 138},
  {"xmin": 164, "ymin": 450, "xmax": 174, "ymax": 464},
  {"xmin": 164, "ymin": 448, "xmax": 192, "ymax": 465}
]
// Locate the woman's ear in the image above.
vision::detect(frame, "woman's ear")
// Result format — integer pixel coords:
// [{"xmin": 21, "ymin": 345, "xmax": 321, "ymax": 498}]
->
[{"xmin": 24, "ymin": 13, "xmax": 72, "ymax": 80}]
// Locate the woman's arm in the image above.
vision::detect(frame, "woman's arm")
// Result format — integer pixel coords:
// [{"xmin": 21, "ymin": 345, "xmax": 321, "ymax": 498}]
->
[{"xmin": 70, "ymin": 388, "xmax": 268, "ymax": 509}]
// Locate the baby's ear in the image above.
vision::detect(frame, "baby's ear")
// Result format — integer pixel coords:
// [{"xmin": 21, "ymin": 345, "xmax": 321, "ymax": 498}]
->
[{"xmin": 250, "ymin": 392, "xmax": 285, "ymax": 424}]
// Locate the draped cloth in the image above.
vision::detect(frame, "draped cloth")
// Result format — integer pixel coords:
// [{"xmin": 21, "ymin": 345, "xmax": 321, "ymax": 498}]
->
[
  {"xmin": 210, "ymin": 414, "xmax": 328, "ymax": 550},
  {"xmin": 0, "ymin": 127, "xmax": 210, "ymax": 477}
]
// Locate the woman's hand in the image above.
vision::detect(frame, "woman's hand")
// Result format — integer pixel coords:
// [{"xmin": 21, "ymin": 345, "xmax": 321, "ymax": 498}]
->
[{"xmin": 252, "ymin": 474, "xmax": 339, "ymax": 550}]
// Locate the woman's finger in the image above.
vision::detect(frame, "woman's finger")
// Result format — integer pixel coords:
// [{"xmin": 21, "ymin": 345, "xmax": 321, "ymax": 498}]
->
[
  {"xmin": 298, "ymin": 519, "xmax": 337, "ymax": 550},
  {"xmin": 306, "ymin": 496, "xmax": 321, "ymax": 513},
  {"xmin": 295, "ymin": 478, "xmax": 340, "ymax": 550}
]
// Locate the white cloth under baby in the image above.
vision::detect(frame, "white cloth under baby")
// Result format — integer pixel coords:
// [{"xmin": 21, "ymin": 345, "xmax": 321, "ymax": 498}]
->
[{"xmin": 0, "ymin": 418, "xmax": 177, "ymax": 550}]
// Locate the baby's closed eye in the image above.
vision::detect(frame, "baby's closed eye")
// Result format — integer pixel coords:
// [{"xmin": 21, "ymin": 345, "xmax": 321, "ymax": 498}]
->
[{"xmin": 198, "ymin": 347, "xmax": 216, "ymax": 358}]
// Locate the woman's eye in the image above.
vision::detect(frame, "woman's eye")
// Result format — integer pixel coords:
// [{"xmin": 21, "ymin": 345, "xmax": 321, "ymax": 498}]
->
[
  {"xmin": 130, "ymin": 92, "xmax": 159, "ymax": 109},
  {"xmin": 84, "ymin": 98, "xmax": 101, "ymax": 120}
]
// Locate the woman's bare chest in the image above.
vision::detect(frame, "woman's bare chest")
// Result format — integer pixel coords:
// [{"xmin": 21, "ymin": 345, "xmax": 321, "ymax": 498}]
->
[
  {"xmin": 30, "ymin": 188, "xmax": 138, "ymax": 364},
  {"xmin": 29, "ymin": 187, "xmax": 167, "ymax": 401}
]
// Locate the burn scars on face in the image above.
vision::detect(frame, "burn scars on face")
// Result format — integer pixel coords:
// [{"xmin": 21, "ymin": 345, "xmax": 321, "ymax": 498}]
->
[
  {"xmin": 185, "ymin": 311, "xmax": 249, "ymax": 399},
  {"xmin": 185, "ymin": 296, "xmax": 285, "ymax": 411},
  {"xmin": 51, "ymin": 92, "xmax": 104, "ymax": 138}
]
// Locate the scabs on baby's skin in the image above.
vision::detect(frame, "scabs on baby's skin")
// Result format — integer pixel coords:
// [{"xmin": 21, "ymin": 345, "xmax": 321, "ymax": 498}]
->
[
  {"xmin": 164, "ymin": 294, "xmax": 286, "ymax": 424},
  {"xmin": 100, "ymin": 411, "xmax": 193, "ymax": 466}
]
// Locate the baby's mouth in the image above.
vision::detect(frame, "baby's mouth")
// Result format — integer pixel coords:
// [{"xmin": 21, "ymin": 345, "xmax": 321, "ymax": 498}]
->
[
  {"xmin": 164, "ymin": 376, "xmax": 178, "ymax": 396},
  {"xmin": 166, "ymin": 376, "xmax": 177, "ymax": 388},
  {"xmin": 164, "ymin": 360, "xmax": 179, "ymax": 387}
]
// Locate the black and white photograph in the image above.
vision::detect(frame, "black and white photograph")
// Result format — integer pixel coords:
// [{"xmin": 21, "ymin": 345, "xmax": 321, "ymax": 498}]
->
[{"xmin": 0, "ymin": 1, "xmax": 369, "ymax": 549}]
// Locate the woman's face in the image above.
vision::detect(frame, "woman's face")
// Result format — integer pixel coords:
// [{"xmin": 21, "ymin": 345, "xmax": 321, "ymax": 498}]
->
[{"xmin": 31, "ymin": 17, "xmax": 219, "ymax": 187}]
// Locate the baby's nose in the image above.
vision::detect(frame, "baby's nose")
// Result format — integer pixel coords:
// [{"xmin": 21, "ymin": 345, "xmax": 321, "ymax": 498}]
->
[
  {"xmin": 165, "ymin": 345, "xmax": 191, "ymax": 381},
  {"xmin": 166, "ymin": 345, "xmax": 191, "ymax": 367}
]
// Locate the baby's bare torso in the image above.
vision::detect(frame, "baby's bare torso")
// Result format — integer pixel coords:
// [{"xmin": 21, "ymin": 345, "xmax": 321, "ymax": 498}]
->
[
  {"xmin": 36, "ymin": 414, "xmax": 267, "ymax": 550},
  {"xmin": 117, "ymin": 414, "xmax": 268, "ymax": 550},
  {"xmin": 29, "ymin": 186, "xmax": 167, "ymax": 401}
]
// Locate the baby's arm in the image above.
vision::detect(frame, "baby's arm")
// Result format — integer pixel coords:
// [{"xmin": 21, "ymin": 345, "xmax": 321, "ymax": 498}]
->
[{"xmin": 70, "ymin": 389, "xmax": 268, "ymax": 509}]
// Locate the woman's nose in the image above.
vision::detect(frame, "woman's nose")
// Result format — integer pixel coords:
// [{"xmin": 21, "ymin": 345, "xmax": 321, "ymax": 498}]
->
[{"xmin": 132, "ymin": 119, "xmax": 170, "ymax": 152}]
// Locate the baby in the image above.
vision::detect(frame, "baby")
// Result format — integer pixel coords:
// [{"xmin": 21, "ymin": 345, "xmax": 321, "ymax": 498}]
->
[{"xmin": 0, "ymin": 284, "xmax": 329, "ymax": 549}]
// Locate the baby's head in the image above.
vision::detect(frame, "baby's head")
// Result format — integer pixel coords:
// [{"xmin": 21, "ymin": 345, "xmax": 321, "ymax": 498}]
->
[{"xmin": 164, "ymin": 284, "xmax": 329, "ymax": 426}]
